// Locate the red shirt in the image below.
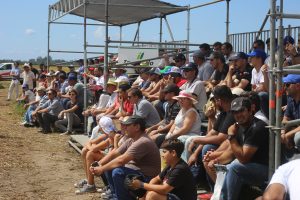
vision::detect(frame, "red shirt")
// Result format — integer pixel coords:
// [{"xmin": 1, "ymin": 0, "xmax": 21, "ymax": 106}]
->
[{"xmin": 176, "ymin": 78, "xmax": 187, "ymax": 88}]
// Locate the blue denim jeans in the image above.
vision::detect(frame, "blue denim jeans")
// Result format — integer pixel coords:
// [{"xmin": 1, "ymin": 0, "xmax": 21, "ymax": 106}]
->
[
  {"xmin": 221, "ymin": 159, "xmax": 268, "ymax": 200},
  {"xmin": 106, "ymin": 167, "xmax": 151, "ymax": 200},
  {"xmin": 24, "ymin": 104, "xmax": 36, "ymax": 123}
]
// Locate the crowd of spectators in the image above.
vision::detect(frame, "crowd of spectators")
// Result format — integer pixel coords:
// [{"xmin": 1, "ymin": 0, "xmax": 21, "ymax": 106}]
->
[{"xmin": 6, "ymin": 36, "xmax": 300, "ymax": 200}]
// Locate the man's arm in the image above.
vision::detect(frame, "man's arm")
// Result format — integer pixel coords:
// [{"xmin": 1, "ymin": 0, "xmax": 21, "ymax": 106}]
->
[{"xmin": 262, "ymin": 183, "xmax": 285, "ymax": 200}]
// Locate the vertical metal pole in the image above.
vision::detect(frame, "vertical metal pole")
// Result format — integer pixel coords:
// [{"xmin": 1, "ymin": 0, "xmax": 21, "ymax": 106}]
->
[
  {"xmin": 226, "ymin": 0, "xmax": 230, "ymax": 42},
  {"xmin": 104, "ymin": 0, "xmax": 109, "ymax": 91},
  {"xmin": 119, "ymin": 26, "xmax": 122, "ymax": 46},
  {"xmin": 186, "ymin": 6, "xmax": 190, "ymax": 62},
  {"xmin": 47, "ymin": 6, "xmax": 51, "ymax": 71},
  {"xmin": 83, "ymin": 1, "xmax": 88, "ymax": 134},
  {"xmin": 275, "ymin": 0, "xmax": 284, "ymax": 169},
  {"xmin": 159, "ymin": 17, "xmax": 163, "ymax": 43},
  {"xmin": 268, "ymin": 0, "xmax": 277, "ymax": 178}
]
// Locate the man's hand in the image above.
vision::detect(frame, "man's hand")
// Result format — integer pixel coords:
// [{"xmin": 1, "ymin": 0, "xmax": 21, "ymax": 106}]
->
[
  {"xmin": 228, "ymin": 123, "xmax": 239, "ymax": 136},
  {"xmin": 188, "ymin": 139, "xmax": 196, "ymax": 154},
  {"xmin": 188, "ymin": 152, "xmax": 198, "ymax": 166},
  {"xmin": 130, "ymin": 179, "xmax": 142, "ymax": 190},
  {"xmin": 90, "ymin": 166, "xmax": 103, "ymax": 176}
]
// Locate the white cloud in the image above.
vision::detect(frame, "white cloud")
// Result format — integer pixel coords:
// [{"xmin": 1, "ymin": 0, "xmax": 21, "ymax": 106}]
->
[
  {"xmin": 25, "ymin": 28, "xmax": 36, "ymax": 35},
  {"xmin": 94, "ymin": 27, "xmax": 104, "ymax": 39}
]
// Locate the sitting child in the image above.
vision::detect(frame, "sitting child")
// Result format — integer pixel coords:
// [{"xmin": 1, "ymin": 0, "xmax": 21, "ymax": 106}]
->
[{"xmin": 130, "ymin": 139, "xmax": 197, "ymax": 200}]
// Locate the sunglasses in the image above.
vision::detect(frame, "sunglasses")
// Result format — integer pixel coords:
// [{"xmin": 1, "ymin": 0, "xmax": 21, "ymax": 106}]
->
[{"xmin": 285, "ymin": 83, "xmax": 293, "ymax": 88}]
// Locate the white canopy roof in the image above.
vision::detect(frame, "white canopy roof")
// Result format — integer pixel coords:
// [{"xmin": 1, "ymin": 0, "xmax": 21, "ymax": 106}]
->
[{"xmin": 50, "ymin": 0, "xmax": 187, "ymax": 26}]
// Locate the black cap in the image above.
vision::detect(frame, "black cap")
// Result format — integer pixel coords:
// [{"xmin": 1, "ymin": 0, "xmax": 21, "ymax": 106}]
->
[
  {"xmin": 229, "ymin": 52, "xmax": 248, "ymax": 61},
  {"xmin": 162, "ymin": 84, "xmax": 180, "ymax": 95},
  {"xmin": 174, "ymin": 53, "xmax": 186, "ymax": 62},
  {"xmin": 181, "ymin": 62, "xmax": 198, "ymax": 71},
  {"xmin": 115, "ymin": 83, "xmax": 131, "ymax": 92},
  {"xmin": 121, "ymin": 115, "xmax": 146, "ymax": 127},
  {"xmin": 231, "ymin": 97, "xmax": 251, "ymax": 112}
]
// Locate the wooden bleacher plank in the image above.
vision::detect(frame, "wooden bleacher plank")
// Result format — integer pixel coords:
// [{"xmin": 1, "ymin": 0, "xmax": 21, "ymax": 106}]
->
[{"xmin": 68, "ymin": 135, "xmax": 90, "ymax": 154}]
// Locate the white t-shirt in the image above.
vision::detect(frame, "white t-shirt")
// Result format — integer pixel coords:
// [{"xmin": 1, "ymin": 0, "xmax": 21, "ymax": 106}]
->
[
  {"xmin": 251, "ymin": 67, "xmax": 264, "ymax": 87},
  {"xmin": 268, "ymin": 159, "xmax": 300, "ymax": 200},
  {"xmin": 25, "ymin": 90, "xmax": 36, "ymax": 103},
  {"xmin": 21, "ymin": 71, "xmax": 35, "ymax": 89}
]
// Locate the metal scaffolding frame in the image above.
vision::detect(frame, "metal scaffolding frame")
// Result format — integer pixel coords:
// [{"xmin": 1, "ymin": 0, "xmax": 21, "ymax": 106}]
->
[
  {"xmin": 47, "ymin": 0, "xmax": 229, "ymax": 134},
  {"xmin": 268, "ymin": 0, "xmax": 300, "ymax": 177}
]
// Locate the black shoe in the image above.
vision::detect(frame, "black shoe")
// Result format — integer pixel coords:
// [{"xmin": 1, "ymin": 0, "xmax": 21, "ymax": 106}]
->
[{"xmin": 38, "ymin": 129, "xmax": 45, "ymax": 133}]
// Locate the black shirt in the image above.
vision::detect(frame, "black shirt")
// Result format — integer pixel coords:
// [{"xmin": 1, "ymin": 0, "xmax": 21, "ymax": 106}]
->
[
  {"xmin": 213, "ymin": 111, "xmax": 235, "ymax": 135},
  {"xmin": 164, "ymin": 101, "xmax": 180, "ymax": 124},
  {"xmin": 213, "ymin": 64, "xmax": 229, "ymax": 83},
  {"xmin": 66, "ymin": 100, "xmax": 84, "ymax": 122},
  {"xmin": 159, "ymin": 159, "xmax": 197, "ymax": 200},
  {"xmin": 232, "ymin": 64, "xmax": 253, "ymax": 91},
  {"xmin": 236, "ymin": 117, "xmax": 269, "ymax": 165}
]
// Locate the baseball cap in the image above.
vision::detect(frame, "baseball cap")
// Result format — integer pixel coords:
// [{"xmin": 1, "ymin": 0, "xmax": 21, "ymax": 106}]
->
[
  {"xmin": 114, "ymin": 83, "xmax": 131, "ymax": 93},
  {"xmin": 160, "ymin": 66, "xmax": 172, "ymax": 75},
  {"xmin": 148, "ymin": 67, "xmax": 161, "ymax": 75},
  {"xmin": 36, "ymin": 86, "xmax": 46, "ymax": 92},
  {"xmin": 229, "ymin": 52, "xmax": 248, "ymax": 61},
  {"xmin": 283, "ymin": 36, "xmax": 295, "ymax": 45},
  {"xmin": 231, "ymin": 97, "xmax": 251, "ymax": 112},
  {"xmin": 68, "ymin": 64, "xmax": 75, "ymax": 68},
  {"xmin": 174, "ymin": 53, "xmax": 186, "ymax": 62},
  {"xmin": 120, "ymin": 115, "xmax": 146, "ymax": 127},
  {"xmin": 181, "ymin": 62, "xmax": 198, "ymax": 71},
  {"xmin": 169, "ymin": 66, "xmax": 182, "ymax": 77},
  {"xmin": 283, "ymin": 74, "xmax": 300, "ymax": 84},
  {"xmin": 99, "ymin": 116, "xmax": 117, "ymax": 134},
  {"xmin": 107, "ymin": 78, "xmax": 117, "ymax": 86},
  {"xmin": 23, "ymin": 63, "xmax": 30, "ymax": 68},
  {"xmin": 192, "ymin": 50, "xmax": 205, "ymax": 59},
  {"xmin": 68, "ymin": 74, "xmax": 77, "ymax": 81},
  {"xmin": 22, "ymin": 83, "xmax": 29, "ymax": 89},
  {"xmin": 247, "ymin": 49, "xmax": 267, "ymax": 60},
  {"xmin": 162, "ymin": 84, "xmax": 180, "ymax": 94}
]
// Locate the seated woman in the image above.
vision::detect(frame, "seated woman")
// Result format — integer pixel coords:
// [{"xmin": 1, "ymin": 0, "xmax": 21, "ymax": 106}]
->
[
  {"xmin": 55, "ymin": 89, "xmax": 83, "ymax": 135},
  {"xmin": 156, "ymin": 90, "xmax": 202, "ymax": 162}
]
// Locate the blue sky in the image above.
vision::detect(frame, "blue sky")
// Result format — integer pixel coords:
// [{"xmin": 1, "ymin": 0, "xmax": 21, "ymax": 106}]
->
[{"xmin": 0, "ymin": 0, "xmax": 299, "ymax": 61}]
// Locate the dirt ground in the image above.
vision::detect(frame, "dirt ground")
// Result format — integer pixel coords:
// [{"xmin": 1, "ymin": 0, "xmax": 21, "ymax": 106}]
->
[{"xmin": 0, "ymin": 81, "xmax": 103, "ymax": 200}]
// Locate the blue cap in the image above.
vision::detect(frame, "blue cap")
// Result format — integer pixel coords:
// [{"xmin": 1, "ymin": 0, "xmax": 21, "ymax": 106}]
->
[
  {"xmin": 68, "ymin": 74, "xmax": 77, "ymax": 81},
  {"xmin": 247, "ymin": 49, "xmax": 267, "ymax": 60},
  {"xmin": 283, "ymin": 74, "xmax": 300, "ymax": 84},
  {"xmin": 283, "ymin": 36, "xmax": 295, "ymax": 45},
  {"xmin": 22, "ymin": 83, "xmax": 29, "ymax": 89}
]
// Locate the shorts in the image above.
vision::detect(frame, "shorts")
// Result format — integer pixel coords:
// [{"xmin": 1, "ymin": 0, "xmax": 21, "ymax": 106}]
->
[{"xmin": 167, "ymin": 193, "xmax": 181, "ymax": 200}]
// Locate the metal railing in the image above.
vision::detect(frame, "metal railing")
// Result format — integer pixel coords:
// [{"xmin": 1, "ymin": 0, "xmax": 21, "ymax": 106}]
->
[{"xmin": 229, "ymin": 26, "xmax": 300, "ymax": 53}]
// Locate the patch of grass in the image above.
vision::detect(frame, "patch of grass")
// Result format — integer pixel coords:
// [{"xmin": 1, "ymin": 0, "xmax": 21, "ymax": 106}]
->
[
  {"xmin": 13, "ymin": 101, "xmax": 26, "ymax": 117},
  {"xmin": 0, "ymin": 82, "xmax": 5, "ymax": 89}
]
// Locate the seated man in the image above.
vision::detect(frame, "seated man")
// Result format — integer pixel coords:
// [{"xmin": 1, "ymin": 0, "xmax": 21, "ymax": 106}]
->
[
  {"xmin": 282, "ymin": 74, "xmax": 300, "ymax": 153},
  {"xmin": 130, "ymin": 139, "xmax": 197, "ymax": 200},
  {"xmin": 221, "ymin": 97, "xmax": 269, "ymax": 200},
  {"xmin": 146, "ymin": 84, "xmax": 180, "ymax": 142},
  {"xmin": 90, "ymin": 115, "xmax": 161, "ymax": 200},
  {"xmin": 128, "ymin": 88, "xmax": 161, "ymax": 128},
  {"xmin": 260, "ymin": 157, "xmax": 300, "ymax": 200},
  {"xmin": 75, "ymin": 116, "xmax": 119, "ymax": 194},
  {"xmin": 33, "ymin": 89, "xmax": 64, "ymax": 133}
]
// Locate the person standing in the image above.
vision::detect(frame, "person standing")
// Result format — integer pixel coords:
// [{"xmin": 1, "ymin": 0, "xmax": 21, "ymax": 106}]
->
[
  {"xmin": 20, "ymin": 63, "xmax": 36, "ymax": 90},
  {"xmin": 7, "ymin": 61, "xmax": 21, "ymax": 101}
]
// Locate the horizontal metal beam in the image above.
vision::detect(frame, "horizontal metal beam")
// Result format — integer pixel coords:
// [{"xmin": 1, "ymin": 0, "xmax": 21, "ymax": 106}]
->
[
  {"xmin": 283, "ymin": 64, "xmax": 300, "ymax": 70},
  {"xmin": 50, "ymin": 21, "xmax": 114, "ymax": 26},
  {"xmin": 280, "ymin": 13, "xmax": 300, "ymax": 19},
  {"xmin": 49, "ymin": 50, "xmax": 109, "ymax": 54},
  {"xmin": 86, "ymin": 44, "xmax": 120, "ymax": 48},
  {"xmin": 88, "ymin": 2, "xmax": 188, "ymax": 10},
  {"xmin": 108, "ymin": 40, "xmax": 200, "ymax": 46},
  {"xmin": 282, "ymin": 69, "xmax": 300, "ymax": 74},
  {"xmin": 189, "ymin": 0, "xmax": 224, "ymax": 10}
]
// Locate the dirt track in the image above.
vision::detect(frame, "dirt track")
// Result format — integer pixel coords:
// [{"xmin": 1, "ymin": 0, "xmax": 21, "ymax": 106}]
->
[{"xmin": 0, "ymin": 81, "xmax": 102, "ymax": 200}]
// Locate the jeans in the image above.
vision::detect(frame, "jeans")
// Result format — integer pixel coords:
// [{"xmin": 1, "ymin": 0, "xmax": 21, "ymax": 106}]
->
[
  {"xmin": 37, "ymin": 112, "xmax": 58, "ymax": 132},
  {"xmin": 24, "ymin": 104, "xmax": 36, "ymax": 123},
  {"xmin": 106, "ymin": 167, "xmax": 151, "ymax": 200},
  {"xmin": 221, "ymin": 159, "xmax": 268, "ymax": 200}
]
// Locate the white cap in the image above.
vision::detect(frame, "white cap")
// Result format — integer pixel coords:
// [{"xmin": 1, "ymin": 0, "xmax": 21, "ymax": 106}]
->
[
  {"xmin": 99, "ymin": 116, "xmax": 116, "ymax": 134},
  {"xmin": 169, "ymin": 66, "xmax": 181, "ymax": 74},
  {"xmin": 115, "ymin": 76, "xmax": 129, "ymax": 83}
]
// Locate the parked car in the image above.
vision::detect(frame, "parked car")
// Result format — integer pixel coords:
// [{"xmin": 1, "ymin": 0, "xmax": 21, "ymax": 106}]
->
[{"xmin": 0, "ymin": 63, "xmax": 14, "ymax": 80}]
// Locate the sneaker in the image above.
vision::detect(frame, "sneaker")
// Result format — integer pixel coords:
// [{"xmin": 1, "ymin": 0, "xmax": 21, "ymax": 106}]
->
[
  {"xmin": 97, "ymin": 185, "xmax": 109, "ymax": 193},
  {"xmin": 75, "ymin": 184, "xmax": 96, "ymax": 194},
  {"xmin": 24, "ymin": 122, "xmax": 34, "ymax": 127},
  {"xmin": 101, "ymin": 189, "xmax": 112, "ymax": 199},
  {"xmin": 74, "ymin": 179, "xmax": 87, "ymax": 188},
  {"xmin": 20, "ymin": 121, "xmax": 27, "ymax": 126},
  {"xmin": 60, "ymin": 131, "xmax": 71, "ymax": 136}
]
